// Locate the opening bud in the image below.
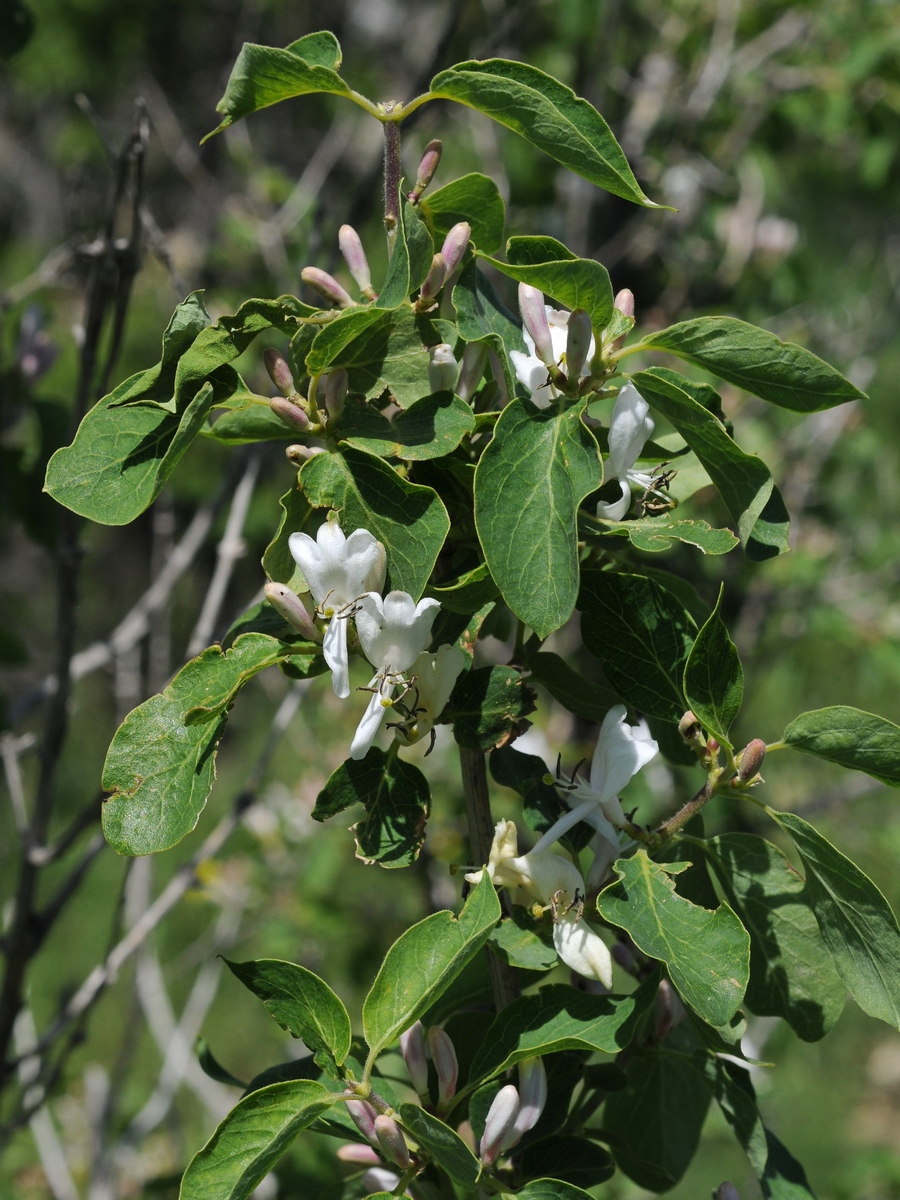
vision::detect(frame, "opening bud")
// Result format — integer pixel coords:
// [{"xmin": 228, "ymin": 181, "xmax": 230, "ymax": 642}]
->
[
  {"xmin": 678, "ymin": 710, "xmax": 702, "ymax": 743},
  {"xmin": 263, "ymin": 348, "xmax": 295, "ymax": 397},
  {"xmin": 518, "ymin": 283, "xmax": 555, "ymax": 367},
  {"xmin": 399, "ymin": 1021, "xmax": 428, "ymax": 1095},
  {"xmin": 301, "ymin": 266, "xmax": 354, "ymax": 309},
  {"xmin": 613, "ymin": 288, "xmax": 635, "ymax": 318},
  {"xmin": 269, "ymin": 396, "xmax": 310, "ymax": 434},
  {"xmin": 505, "ymin": 1058, "xmax": 547, "ymax": 1147},
  {"xmin": 417, "ymin": 253, "xmax": 448, "ymax": 308},
  {"xmin": 428, "ymin": 343, "xmax": 458, "ymax": 393},
  {"xmin": 455, "ymin": 341, "xmax": 488, "ymax": 403},
  {"xmin": 440, "ymin": 222, "xmax": 471, "ymax": 277},
  {"xmin": 479, "ymin": 1084, "xmax": 520, "ymax": 1166},
  {"xmin": 324, "ymin": 369, "xmax": 348, "ymax": 422},
  {"xmin": 286, "ymin": 444, "xmax": 325, "ymax": 465},
  {"xmin": 344, "ymin": 1098, "xmax": 379, "ymax": 1146},
  {"xmin": 409, "ymin": 138, "xmax": 443, "ymax": 202},
  {"xmin": 338, "ymin": 225, "xmax": 374, "ymax": 297},
  {"xmin": 373, "ymin": 1114, "xmax": 411, "ymax": 1169},
  {"xmin": 716, "ymin": 1185, "xmax": 742, "ymax": 1200},
  {"xmin": 428, "ymin": 1025, "xmax": 459, "ymax": 1106},
  {"xmin": 264, "ymin": 583, "xmax": 321, "ymax": 643},
  {"xmin": 565, "ymin": 309, "xmax": 594, "ymax": 379},
  {"xmin": 738, "ymin": 738, "xmax": 766, "ymax": 783}
]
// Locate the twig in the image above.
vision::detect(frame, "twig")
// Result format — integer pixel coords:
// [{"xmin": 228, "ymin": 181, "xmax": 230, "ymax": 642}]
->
[
  {"xmin": 1, "ymin": 732, "xmax": 31, "ymax": 839},
  {"xmin": 14, "ymin": 1011, "xmax": 79, "ymax": 1200}
]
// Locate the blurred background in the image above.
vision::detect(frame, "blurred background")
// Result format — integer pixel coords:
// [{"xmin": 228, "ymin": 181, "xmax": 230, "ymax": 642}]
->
[{"xmin": 1, "ymin": 0, "xmax": 899, "ymax": 1196}]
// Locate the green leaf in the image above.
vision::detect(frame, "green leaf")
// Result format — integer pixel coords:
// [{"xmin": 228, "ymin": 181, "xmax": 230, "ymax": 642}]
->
[
  {"xmin": 362, "ymin": 874, "xmax": 500, "ymax": 1063},
  {"xmin": 196, "ymin": 1039, "xmax": 245, "ymax": 1089},
  {"xmin": 203, "ymin": 34, "xmax": 353, "ymax": 140},
  {"xmin": 704, "ymin": 834, "xmax": 844, "ymax": 1041},
  {"xmin": 338, "ymin": 390, "xmax": 475, "ymax": 460},
  {"xmin": 428, "ymin": 563, "xmax": 499, "ymax": 615},
  {"xmin": 596, "ymin": 515, "xmax": 739, "ymax": 555},
  {"xmin": 45, "ymin": 294, "xmax": 308, "ymax": 525},
  {"xmin": 518, "ymin": 1138, "xmax": 615, "ymax": 1189},
  {"xmin": 683, "ymin": 586, "xmax": 743, "ymax": 747},
  {"xmin": 262, "ymin": 485, "xmax": 313, "ymax": 591},
  {"xmin": 224, "ymin": 959, "xmax": 352, "ymax": 1071},
  {"xmin": 768, "ymin": 809, "xmax": 900, "ymax": 1030},
  {"xmin": 762, "ymin": 1127, "xmax": 818, "ymax": 1199},
  {"xmin": 300, "ymin": 446, "xmax": 449, "ymax": 598},
  {"xmin": 602, "ymin": 1042, "xmax": 712, "ymax": 1191},
  {"xmin": 313, "ymin": 748, "xmax": 430, "ymax": 868},
  {"xmin": 630, "ymin": 367, "xmax": 790, "ymax": 560},
  {"xmin": 453, "ymin": 260, "xmax": 523, "ymax": 399},
  {"xmin": 204, "ymin": 399, "xmax": 294, "ymax": 444},
  {"xmin": 526, "ymin": 651, "xmax": 619, "ymax": 724},
  {"xmin": 481, "ymin": 236, "xmax": 612, "ymax": 330},
  {"xmin": 488, "ymin": 913, "xmax": 559, "ymax": 971},
  {"xmin": 420, "ymin": 172, "xmax": 505, "ymax": 254},
  {"xmin": 178, "ymin": 1080, "xmax": 335, "ymax": 1199},
  {"xmin": 396, "ymin": 1104, "xmax": 481, "ymax": 1189},
  {"xmin": 782, "ymin": 705, "xmax": 900, "ymax": 786},
  {"xmin": 102, "ymin": 634, "xmax": 324, "ymax": 855},
  {"xmin": 430, "ymin": 59, "xmax": 660, "ymax": 207},
  {"xmin": 598, "ymin": 851, "xmax": 750, "ymax": 1026},
  {"xmin": 304, "ymin": 308, "xmax": 389, "ymax": 376},
  {"xmin": 445, "ymin": 665, "xmax": 536, "ymax": 751},
  {"xmin": 579, "ymin": 570, "xmax": 696, "ymax": 721},
  {"xmin": 467, "ymin": 976, "xmax": 657, "ymax": 1087},
  {"xmin": 376, "ymin": 200, "xmax": 434, "ymax": 310},
  {"xmin": 475, "ymin": 399, "xmax": 602, "ymax": 639},
  {"xmin": 517, "ymin": 1180, "xmax": 598, "ymax": 1200},
  {"xmin": 639, "ymin": 316, "xmax": 867, "ymax": 413}
]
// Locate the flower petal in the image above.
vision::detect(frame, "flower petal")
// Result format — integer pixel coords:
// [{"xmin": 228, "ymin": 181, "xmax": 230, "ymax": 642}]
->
[
  {"xmin": 552, "ymin": 912, "xmax": 613, "ymax": 988},
  {"xmin": 350, "ymin": 681, "xmax": 392, "ymax": 760},
  {"xmin": 323, "ymin": 613, "xmax": 351, "ymax": 699},
  {"xmin": 607, "ymin": 383, "xmax": 654, "ymax": 477},
  {"xmin": 595, "ymin": 480, "xmax": 631, "ymax": 521},
  {"xmin": 589, "ymin": 705, "xmax": 659, "ymax": 805}
]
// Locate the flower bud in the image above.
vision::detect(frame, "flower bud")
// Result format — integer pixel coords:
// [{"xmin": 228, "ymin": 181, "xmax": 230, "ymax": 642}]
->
[
  {"xmin": 565, "ymin": 309, "xmax": 593, "ymax": 379},
  {"xmin": 654, "ymin": 977, "xmax": 686, "ymax": 1040},
  {"xmin": 440, "ymin": 222, "xmax": 471, "ymax": 276},
  {"xmin": 678, "ymin": 710, "xmax": 701, "ymax": 742},
  {"xmin": 345, "ymin": 1098, "xmax": 379, "ymax": 1146},
  {"xmin": 399, "ymin": 1021, "xmax": 428, "ymax": 1095},
  {"xmin": 613, "ymin": 288, "xmax": 635, "ymax": 318},
  {"xmin": 264, "ymin": 582, "xmax": 321, "ymax": 643},
  {"xmin": 738, "ymin": 738, "xmax": 766, "ymax": 783},
  {"xmin": 428, "ymin": 1026, "xmax": 459, "ymax": 1106},
  {"xmin": 505, "ymin": 1058, "xmax": 546, "ymax": 1146},
  {"xmin": 362, "ymin": 1167, "xmax": 402, "ymax": 1194},
  {"xmin": 479, "ymin": 1084, "xmax": 520, "ymax": 1166},
  {"xmin": 706, "ymin": 737, "xmax": 720, "ymax": 757},
  {"xmin": 409, "ymin": 138, "xmax": 443, "ymax": 202},
  {"xmin": 455, "ymin": 341, "xmax": 488, "ymax": 403},
  {"xmin": 418, "ymin": 254, "xmax": 447, "ymax": 307},
  {"xmin": 336, "ymin": 1143, "xmax": 382, "ymax": 1164},
  {"xmin": 374, "ymin": 1114, "xmax": 411, "ymax": 1169},
  {"xmin": 518, "ymin": 284, "xmax": 555, "ymax": 367},
  {"xmin": 716, "ymin": 1184, "xmax": 741, "ymax": 1200},
  {"xmin": 301, "ymin": 266, "xmax": 354, "ymax": 309},
  {"xmin": 286, "ymin": 444, "xmax": 325, "ymax": 465},
  {"xmin": 324, "ymin": 369, "xmax": 348, "ymax": 423},
  {"xmin": 338, "ymin": 225, "xmax": 374, "ymax": 296},
  {"xmin": 263, "ymin": 348, "xmax": 295, "ymax": 397},
  {"xmin": 428, "ymin": 343, "xmax": 458, "ymax": 392},
  {"xmin": 269, "ymin": 396, "xmax": 311, "ymax": 433}
]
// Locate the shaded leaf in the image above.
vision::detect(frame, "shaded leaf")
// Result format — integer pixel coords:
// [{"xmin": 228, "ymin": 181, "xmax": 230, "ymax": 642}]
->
[
  {"xmin": 453, "ymin": 260, "xmax": 523, "ymax": 399},
  {"xmin": 338, "ymin": 390, "xmax": 474, "ymax": 460},
  {"xmin": 488, "ymin": 912, "xmax": 558, "ymax": 971},
  {"xmin": 527, "ymin": 650, "xmax": 619, "ymax": 724},
  {"xmin": 420, "ymin": 172, "xmax": 505, "ymax": 254},
  {"xmin": 428, "ymin": 562, "xmax": 499, "ymax": 615},
  {"xmin": 683, "ymin": 586, "xmax": 743, "ymax": 746},
  {"xmin": 396, "ymin": 1104, "xmax": 480, "ymax": 1189},
  {"xmin": 519, "ymin": 1138, "xmax": 614, "ymax": 1189},
  {"xmin": 594, "ymin": 515, "xmax": 739, "ymax": 555},
  {"xmin": 490, "ymin": 744, "xmax": 592, "ymax": 850},
  {"xmin": 376, "ymin": 199, "xmax": 434, "ymax": 310},
  {"xmin": 446, "ymin": 665, "xmax": 536, "ymax": 750}
]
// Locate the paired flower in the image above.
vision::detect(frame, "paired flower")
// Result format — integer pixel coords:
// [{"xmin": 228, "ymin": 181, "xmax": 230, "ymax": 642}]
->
[
  {"xmin": 596, "ymin": 383, "xmax": 656, "ymax": 521},
  {"xmin": 479, "ymin": 1057, "xmax": 547, "ymax": 1166},
  {"xmin": 510, "ymin": 284, "xmax": 596, "ymax": 408}
]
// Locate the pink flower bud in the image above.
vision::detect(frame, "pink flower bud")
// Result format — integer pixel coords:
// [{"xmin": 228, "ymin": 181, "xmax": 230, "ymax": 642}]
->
[
  {"xmin": 440, "ymin": 222, "xmax": 471, "ymax": 276},
  {"xmin": 336, "ymin": 1143, "xmax": 382, "ymax": 1164},
  {"xmin": 428, "ymin": 1026, "xmax": 459, "ymax": 1106},
  {"xmin": 410, "ymin": 139, "xmax": 443, "ymax": 200},
  {"xmin": 324, "ymin": 369, "xmax": 348, "ymax": 422},
  {"xmin": 286, "ymin": 444, "xmax": 325, "ymax": 465},
  {"xmin": 418, "ymin": 253, "xmax": 447, "ymax": 306},
  {"xmin": 399, "ymin": 1021, "xmax": 428, "ymax": 1095},
  {"xmin": 264, "ymin": 582, "xmax": 321, "ymax": 643},
  {"xmin": 455, "ymin": 341, "xmax": 488, "ymax": 403},
  {"xmin": 269, "ymin": 396, "xmax": 310, "ymax": 433},
  {"xmin": 479, "ymin": 1084, "xmax": 520, "ymax": 1166},
  {"xmin": 301, "ymin": 266, "xmax": 354, "ymax": 309},
  {"xmin": 338, "ymin": 225, "xmax": 373, "ymax": 296},
  {"xmin": 716, "ymin": 1184, "xmax": 741, "ymax": 1200},
  {"xmin": 706, "ymin": 737, "xmax": 720, "ymax": 757},
  {"xmin": 345, "ymin": 1098, "xmax": 379, "ymax": 1146},
  {"xmin": 428, "ymin": 343, "xmax": 458, "ymax": 392},
  {"xmin": 263, "ymin": 348, "xmax": 294, "ymax": 397},
  {"xmin": 504, "ymin": 1058, "xmax": 546, "ymax": 1147},
  {"xmin": 374, "ymin": 1114, "xmax": 411, "ymax": 1169},
  {"xmin": 614, "ymin": 288, "xmax": 635, "ymax": 318},
  {"xmin": 738, "ymin": 738, "xmax": 766, "ymax": 782},
  {"xmin": 565, "ymin": 309, "xmax": 593, "ymax": 379},
  {"xmin": 518, "ymin": 284, "xmax": 555, "ymax": 366}
]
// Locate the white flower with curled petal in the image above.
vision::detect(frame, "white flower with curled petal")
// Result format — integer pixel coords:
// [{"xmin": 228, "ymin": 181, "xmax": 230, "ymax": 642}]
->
[
  {"xmin": 390, "ymin": 644, "xmax": 466, "ymax": 749},
  {"xmin": 466, "ymin": 820, "xmax": 613, "ymax": 989},
  {"xmin": 350, "ymin": 590, "xmax": 441, "ymax": 760},
  {"xmin": 596, "ymin": 383, "xmax": 656, "ymax": 521},
  {"xmin": 288, "ymin": 520, "xmax": 385, "ymax": 700},
  {"xmin": 509, "ymin": 290, "xmax": 596, "ymax": 410}
]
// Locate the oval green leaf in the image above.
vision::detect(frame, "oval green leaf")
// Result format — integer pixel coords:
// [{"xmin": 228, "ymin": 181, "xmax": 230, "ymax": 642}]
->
[
  {"xmin": 481, "ymin": 235, "xmax": 613, "ymax": 330},
  {"xmin": 782, "ymin": 705, "xmax": 900, "ymax": 786},
  {"xmin": 420, "ymin": 172, "xmax": 505, "ymax": 254},
  {"xmin": 683, "ymin": 586, "xmax": 743, "ymax": 747},
  {"xmin": 396, "ymin": 1104, "xmax": 481, "ymax": 1189}
]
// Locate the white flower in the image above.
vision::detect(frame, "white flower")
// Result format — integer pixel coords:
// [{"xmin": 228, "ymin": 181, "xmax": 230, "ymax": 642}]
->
[
  {"xmin": 596, "ymin": 383, "xmax": 656, "ymax": 520},
  {"xmin": 350, "ymin": 590, "xmax": 441, "ymax": 760},
  {"xmin": 510, "ymin": 300, "xmax": 596, "ymax": 410},
  {"xmin": 467, "ymin": 820, "xmax": 613, "ymax": 988},
  {"xmin": 288, "ymin": 520, "xmax": 386, "ymax": 699},
  {"xmin": 390, "ymin": 644, "xmax": 466, "ymax": 748}
]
